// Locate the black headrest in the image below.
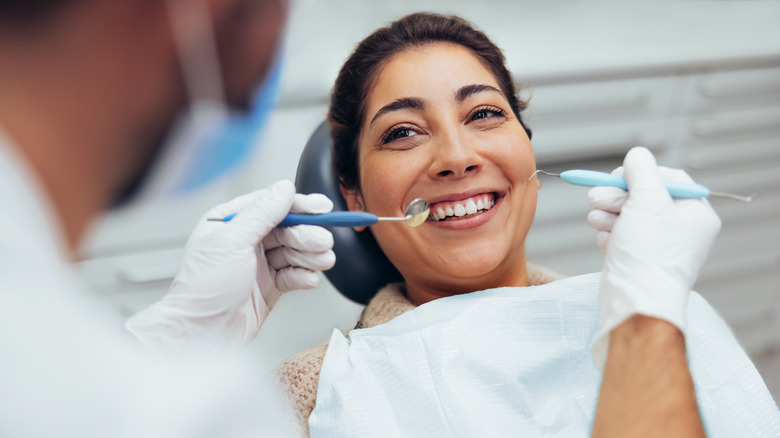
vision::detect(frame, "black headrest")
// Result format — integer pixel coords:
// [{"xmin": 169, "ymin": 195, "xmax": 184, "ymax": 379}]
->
[{"xmin": 294, "ymin": 121, "xmax": 403, "ymax": 304}]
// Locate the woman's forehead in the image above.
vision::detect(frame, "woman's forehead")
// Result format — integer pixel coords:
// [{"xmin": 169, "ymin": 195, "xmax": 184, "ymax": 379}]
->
[{"xmin": 366, "ymin": 43, "xmax": 503, "ymax": 113}]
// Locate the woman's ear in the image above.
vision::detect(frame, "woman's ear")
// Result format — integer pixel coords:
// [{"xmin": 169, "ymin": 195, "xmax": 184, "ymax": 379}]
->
[{"xmin": 340, "ymin": 184, "xmax": 368, "ymax": 232}]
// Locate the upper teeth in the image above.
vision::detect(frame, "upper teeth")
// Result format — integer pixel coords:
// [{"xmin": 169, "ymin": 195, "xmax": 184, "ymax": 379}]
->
[{"xmin": 429, "ymin": 194, "xmax": 495, "ymax": 221}]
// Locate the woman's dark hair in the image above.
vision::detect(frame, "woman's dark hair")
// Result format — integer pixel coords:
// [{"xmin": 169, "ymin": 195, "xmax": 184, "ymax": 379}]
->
[{"xmin": 329, "ymin": 12, "xmax": 532, "ymax": 190}]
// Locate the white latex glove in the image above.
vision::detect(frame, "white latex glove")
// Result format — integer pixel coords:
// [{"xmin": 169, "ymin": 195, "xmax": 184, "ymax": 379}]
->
[
  {"xmin": 586, "ymin": 147, "xmax": 721, "ymax": 370},
  {"xmin": 126, "ymin": 180, "xmax": 335, "ymax": 359}
]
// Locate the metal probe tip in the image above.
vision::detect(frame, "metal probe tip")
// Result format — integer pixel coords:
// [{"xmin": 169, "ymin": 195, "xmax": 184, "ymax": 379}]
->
[
  {"xmin": 709, "ymin": 191, "xmax": 759, "ymax": 203},
  {"xmin": 528, "ymin": 169, "xmax": 560, "ymax": 181}
]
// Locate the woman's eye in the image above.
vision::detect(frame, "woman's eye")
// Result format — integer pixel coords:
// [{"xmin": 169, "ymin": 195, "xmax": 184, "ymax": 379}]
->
[
  {"xmin": 382, "ymin": 125, "xmax": 418, "ymax": 144},
  {"xmin": 470, "ymin": 106, "xmax": 506, "ymax": 122}
]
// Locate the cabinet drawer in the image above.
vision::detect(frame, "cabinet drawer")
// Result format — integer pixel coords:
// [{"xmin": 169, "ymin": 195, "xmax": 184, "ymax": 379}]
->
[
  {"xmin": 688, "ymin": 163, "xmax": 780, "ymax": 205},
  {"xmin": 683, "ymin": 136, "xmax": 780, "ymax": 171},
  {"xmin": 697, "ymin": 269, "xmax": 780, "ymax": 355},
  {"xmin": 687, "ymin": 107, "xmax": 780, "ymax": 140},
  {"xmin": 710, "ymin": 189, "xmax": 780, "ymax": 229},
  {"xmin": 688, "ymin": 65, "xmax": 780, "ymax": 115},
  {"xmin": 523, "ymin": 76, "xmax": 676, "ymax": 126},
  {"xmin": 532, "ymin": 119, "xmax": 667, "ymax": 164}
]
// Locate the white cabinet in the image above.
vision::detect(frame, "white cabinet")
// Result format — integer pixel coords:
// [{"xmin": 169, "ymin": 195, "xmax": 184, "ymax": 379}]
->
[
  {"xmin": 525, "ymin": 63, "xmax": 780, "ymax": 368},
  {"xmin": 678, "ymin": 65, "xmax": 780, "ymax": 358}
]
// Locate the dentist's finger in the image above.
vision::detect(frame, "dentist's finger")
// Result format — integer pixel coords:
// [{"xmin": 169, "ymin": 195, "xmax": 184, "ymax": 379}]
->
[
  {"xmin": 657, "ymin": 166, "xmax": 696, "ymax": 185},
  {"xmin": 264, "ymin": 225, "xmax": 334, "ymax": 253},
  {"xmin": 274, "ymin": 268, "xmax": 321, "ymax": 292},
  {"xmin": 587, "ymin": 209, "xmax": 618, "ymax": 232},
  {"xmin": 587, "ymin": 186, "xmax": 627, "ymax": 213},
  {"xmin": 622, "ymin": 147, "xmax": 671, "ymax": 203},
  {"xmin": 224, "ymin": 180, "xmax": 297, "ymax": 245},
  {"xmin": 292, "ymin": 193, "xmax": 334, "ymax": 214},
  {"xmin": 266, "ymin": 247, "xmax": 336, "ymax": 272},
  {"xmin": 595, "ymin": 231, "xmax": 611, "ymax": 253}
]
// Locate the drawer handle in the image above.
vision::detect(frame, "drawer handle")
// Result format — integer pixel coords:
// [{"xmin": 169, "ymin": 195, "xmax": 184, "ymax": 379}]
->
[
  {"xmin": 699, "ymin": 77, "xmax": 780, "ymax": 99},
  {"xmin": 691, "ymin": 114, "xmax": 780, "ymax": 138},
  {"xmin": 533, "ymin": 128, "xmax": 658, "ymax": 164},
  {"xmin": 534, "ymin": 93, "xmax": 648, "ymax": 117}
]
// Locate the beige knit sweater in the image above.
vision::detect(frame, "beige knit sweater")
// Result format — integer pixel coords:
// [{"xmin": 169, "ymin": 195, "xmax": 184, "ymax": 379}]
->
[{"xmin": 275, "ymin": 263, "xmax": 565, "ymax": 435}]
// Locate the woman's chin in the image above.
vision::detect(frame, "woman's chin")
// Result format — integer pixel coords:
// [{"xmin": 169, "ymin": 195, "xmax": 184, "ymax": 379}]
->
[{"xmin": 421, "ymin": 255, "xmax": 518, "ymax": 289}]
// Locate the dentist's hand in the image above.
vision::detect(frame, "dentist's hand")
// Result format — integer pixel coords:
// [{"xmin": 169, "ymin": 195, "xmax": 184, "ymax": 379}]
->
[
  {"xmin": 126, "ymin": 180, "xmax": 336, "ymax": 359},
  {"xmin": 586, "ymin": 147, "xmax": 721, "ymax": 369}
]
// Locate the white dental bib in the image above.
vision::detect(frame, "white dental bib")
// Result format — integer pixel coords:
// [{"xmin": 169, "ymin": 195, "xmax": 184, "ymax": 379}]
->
[{"xmin": 309, "ymin": 273, "xmax": 779, "ymax": 437}]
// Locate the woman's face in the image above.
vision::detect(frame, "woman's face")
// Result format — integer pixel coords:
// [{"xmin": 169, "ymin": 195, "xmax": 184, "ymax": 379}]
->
[{"xmin": 342, "ymin": 42, "xmax": 538, "ymax": 303}]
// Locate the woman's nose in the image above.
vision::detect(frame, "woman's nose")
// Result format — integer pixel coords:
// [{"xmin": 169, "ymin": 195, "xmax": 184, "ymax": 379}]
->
[{"xmin": 428, "ymin": 133, "xmax": 484, "ymax": 178}]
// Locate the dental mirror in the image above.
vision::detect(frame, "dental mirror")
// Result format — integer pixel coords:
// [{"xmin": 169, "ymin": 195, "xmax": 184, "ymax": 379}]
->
[{"xmin": 377, "ymin": 198, "xmax": 431, "ymax": 227}]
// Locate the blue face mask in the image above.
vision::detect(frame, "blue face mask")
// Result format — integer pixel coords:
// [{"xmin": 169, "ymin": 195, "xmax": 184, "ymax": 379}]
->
[
  {"xmin": 170, "ymin": 58, "xmax": 283, "ymax": 194},
  {"xmin": 121, "ymin": 0, "xmax": 283, "ymax": 204}
]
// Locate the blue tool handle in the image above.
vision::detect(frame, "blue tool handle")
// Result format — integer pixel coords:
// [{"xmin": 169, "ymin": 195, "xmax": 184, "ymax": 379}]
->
[
  {"xmin": 219, "ymin": 211, "xmax": 379, "ymax": 226},
  {"xmin": 560, "ymin": 170, "xmax": 711, "ymax": 199},
  {"xmin": 279, "ymin": 211, "xmax": 379, "ymax": 227}
]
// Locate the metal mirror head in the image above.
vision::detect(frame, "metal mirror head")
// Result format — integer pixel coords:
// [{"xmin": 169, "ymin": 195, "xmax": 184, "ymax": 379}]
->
[{"xmin": 404, "ymin": 198, "xmax": 430, "ymax": 227}]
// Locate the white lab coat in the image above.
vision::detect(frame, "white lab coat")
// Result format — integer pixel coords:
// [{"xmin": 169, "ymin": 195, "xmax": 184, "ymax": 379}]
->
[{"xmin": 0, "ymin": 128, "xmax": 292, "ymax": 437}]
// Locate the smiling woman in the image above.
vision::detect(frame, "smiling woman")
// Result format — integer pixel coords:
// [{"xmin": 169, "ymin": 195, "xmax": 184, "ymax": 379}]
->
[
  {"xmin": 330, "ymin": 14, "xmax": 539, "ymax": 306},
  {"xmin": 342, "ymin": 42, "xmax": 540, "ymax": 305},
  {"xmin": 276, "ymin": 12, "xmax": 779, "ymax": 437}
]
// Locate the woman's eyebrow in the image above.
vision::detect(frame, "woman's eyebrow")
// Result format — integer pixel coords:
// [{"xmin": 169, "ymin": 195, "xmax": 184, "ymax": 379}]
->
[
  {"xmin": 455, "ymin": 84, "xmax": 504, "ymax": 102},
  {"xmin": 369, "ymin": 97, "xmax": 428, "ymax": 127}
]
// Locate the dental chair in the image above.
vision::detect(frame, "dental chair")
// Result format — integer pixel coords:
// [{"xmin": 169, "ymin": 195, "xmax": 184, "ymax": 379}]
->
[{"xmin": 294, "ymin": 121, "xmax": 403, "ymax": 304}]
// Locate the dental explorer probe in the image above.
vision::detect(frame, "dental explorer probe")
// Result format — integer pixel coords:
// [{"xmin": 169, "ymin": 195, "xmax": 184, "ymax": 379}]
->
[
  {"xmin": 207, "ymin": 198, "xmax": 431, "ymax": 227},
  {"xmin": 529, "ymin": 169, "xmax": 757, "ymax": 202}
]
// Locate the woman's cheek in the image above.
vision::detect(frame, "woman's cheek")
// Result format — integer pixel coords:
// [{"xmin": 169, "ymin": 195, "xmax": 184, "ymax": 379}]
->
[
  {"xmin": 504, "ymin": 136, "xmax": 535, "ymax": 174},
  {"xmin": 361, "ymin": 153, "xmax": 410, "ymax": 213}
]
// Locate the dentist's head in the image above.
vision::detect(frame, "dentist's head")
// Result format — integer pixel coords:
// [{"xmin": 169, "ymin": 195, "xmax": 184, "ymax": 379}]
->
[{"xmin": 0, "ymin": 0, "xmax": 289, "ymax": 252}]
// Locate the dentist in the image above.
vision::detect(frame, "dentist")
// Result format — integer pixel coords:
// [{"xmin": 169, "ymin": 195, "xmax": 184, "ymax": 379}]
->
[{"xmin": 0, "ymin": 0, "xmax": 332, "ymax": 435}]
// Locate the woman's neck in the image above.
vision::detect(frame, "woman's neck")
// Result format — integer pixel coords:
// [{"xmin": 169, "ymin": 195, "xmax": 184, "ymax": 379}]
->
[{"xmin": 404, "ymin": 259, "xmax": 530, "ymax": 306}]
